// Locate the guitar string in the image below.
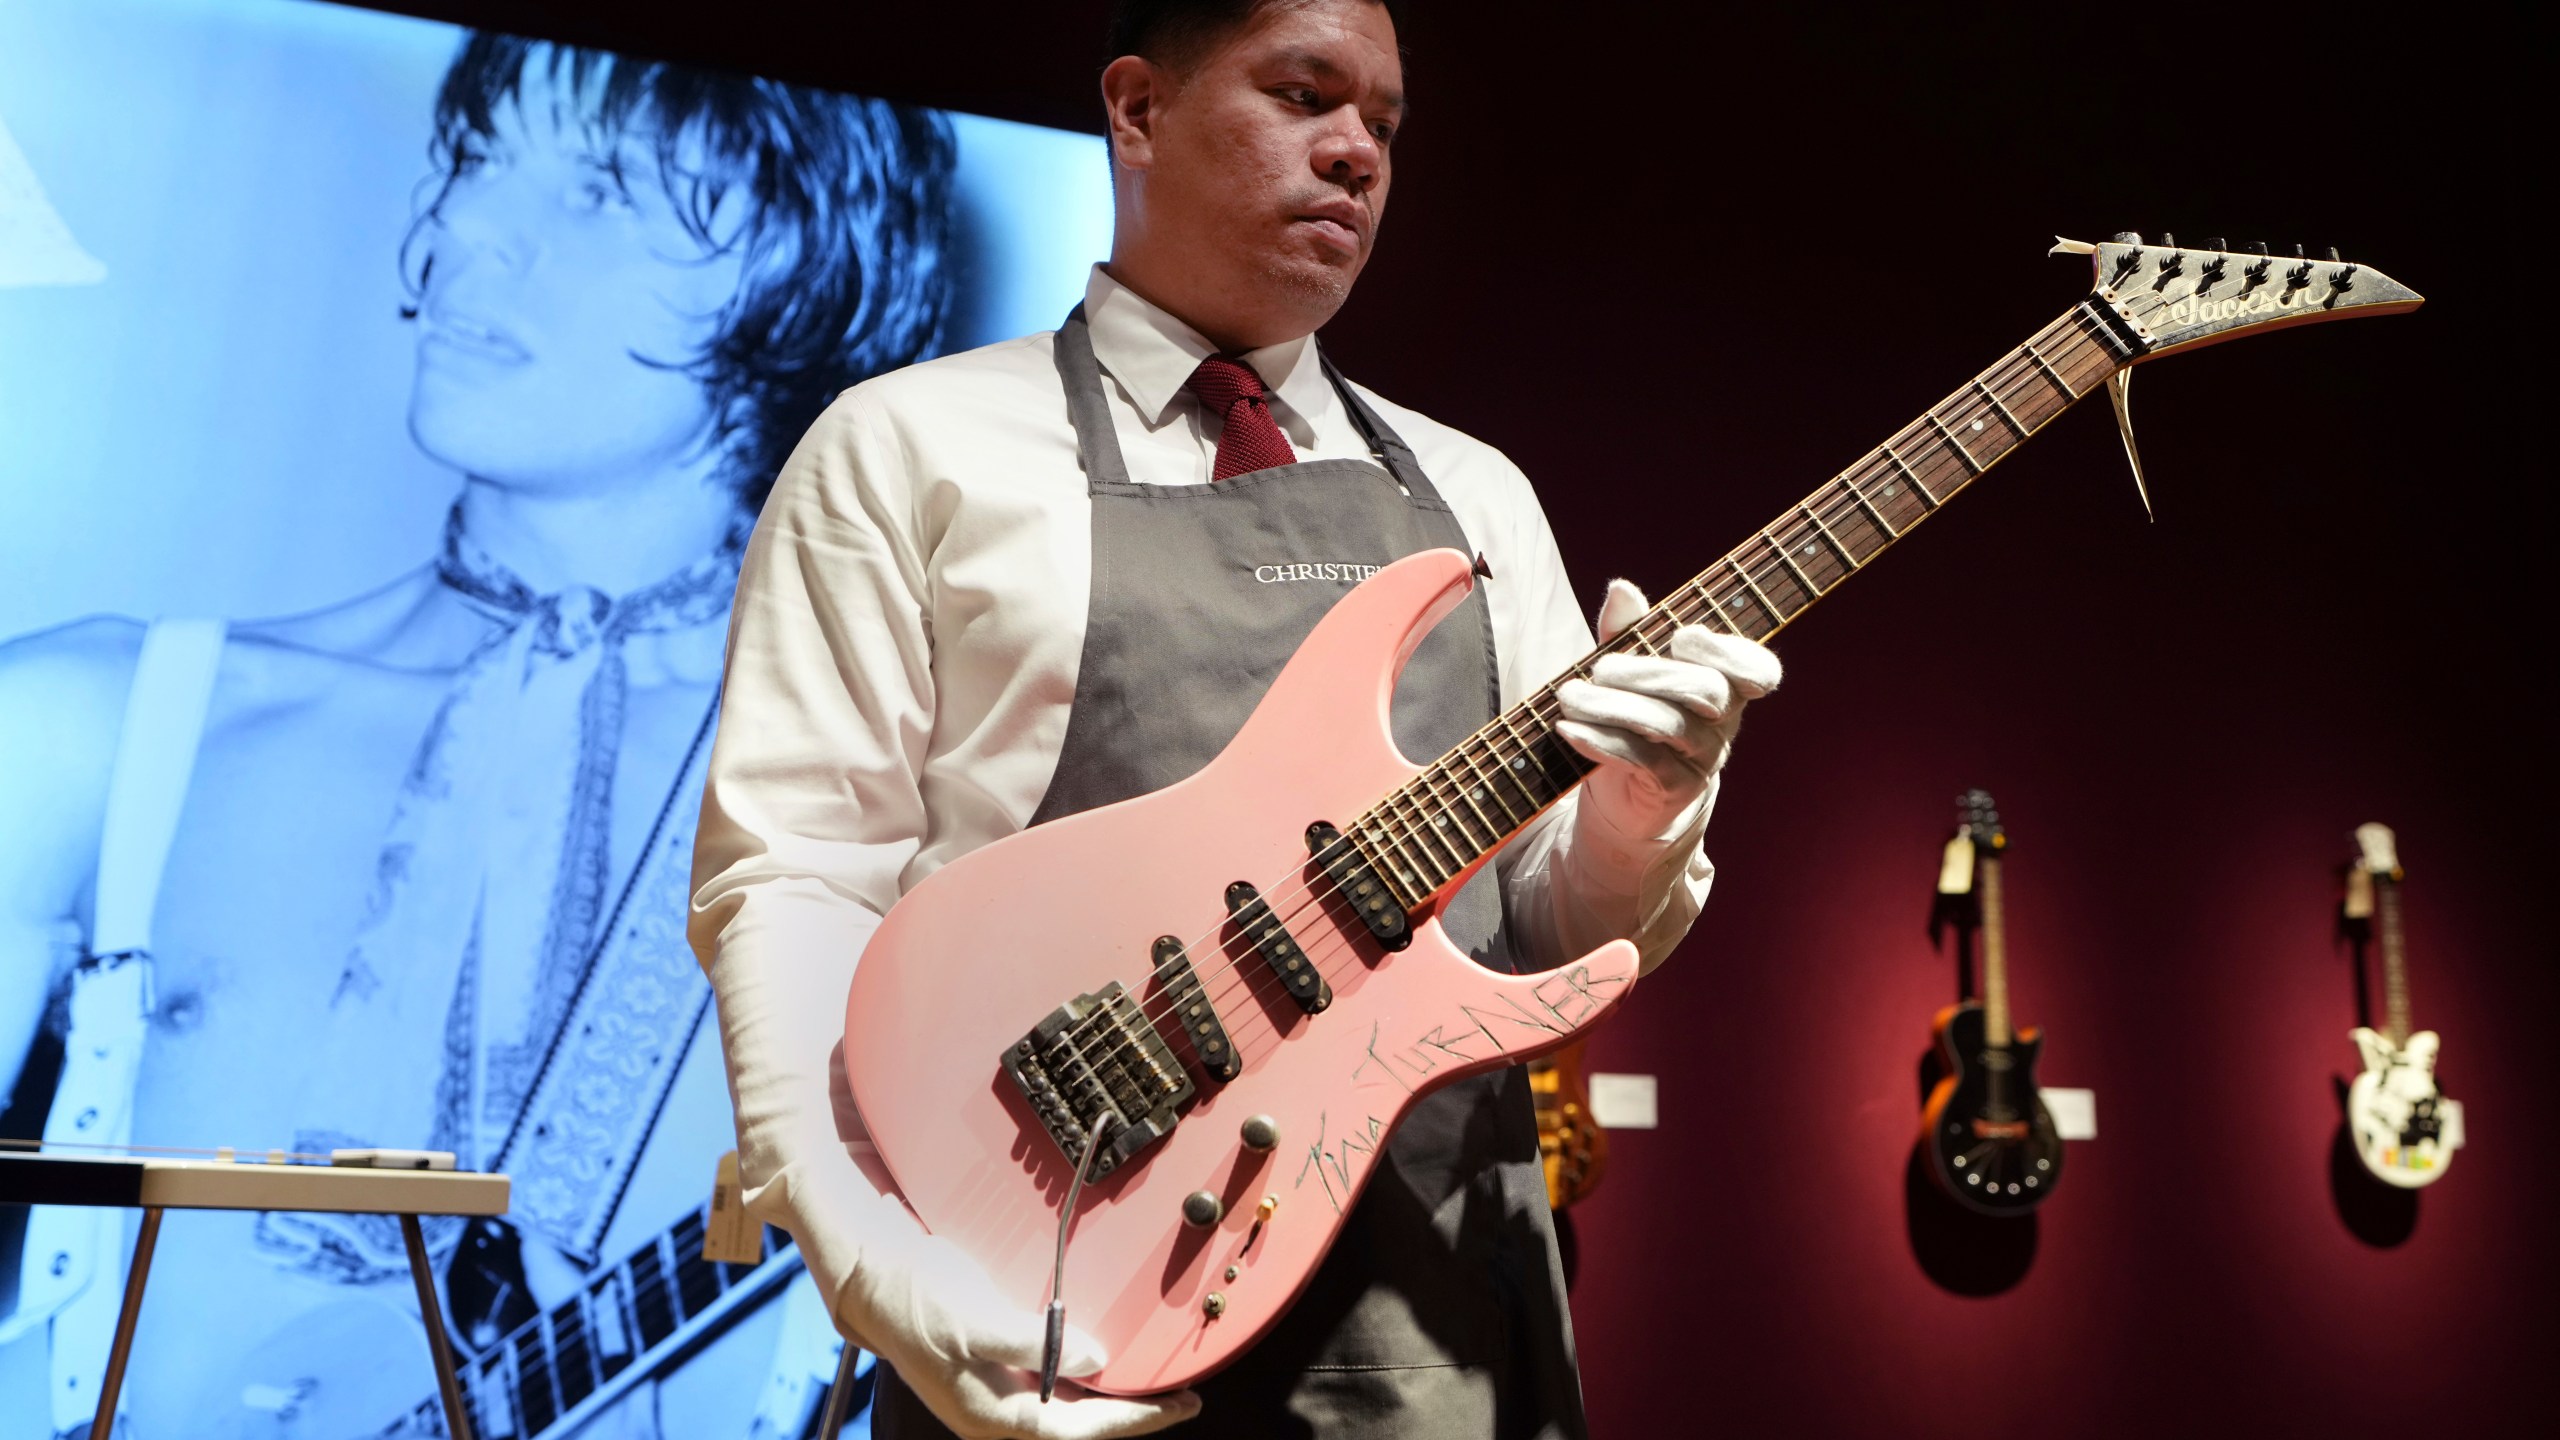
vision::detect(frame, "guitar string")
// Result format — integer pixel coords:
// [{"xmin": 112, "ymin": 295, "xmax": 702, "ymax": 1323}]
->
[
  {"xmin": 1046, "ymin": 304, "xmax": 2122, "ymax": 1076},
  {"xmin": 1098, "ymin": 292, "xmax": 2138, "ymax": 1076},
  {"xmin": 1046, "ymin": 308, "xmax": 2120, "ymax": 1090},
  {"xmin": 437, "ymin": 1211, "xmax": 754, "ymax": 1430},
  {"xmin": 1042, "ymin": 306, "xmax": 2122, "ymax": 1082}
]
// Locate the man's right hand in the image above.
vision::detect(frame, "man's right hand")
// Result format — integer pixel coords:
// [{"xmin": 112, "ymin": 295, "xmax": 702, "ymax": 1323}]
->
[{"xmin": 838, "ymin": 1232, "xmax": 1201, "ymax": 1439}]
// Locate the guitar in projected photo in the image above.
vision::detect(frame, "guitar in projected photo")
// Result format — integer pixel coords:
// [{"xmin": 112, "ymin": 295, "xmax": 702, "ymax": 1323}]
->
[
  {"xmin": 198, "ymin": 1206, "xmax": 798, "ymax": 1439},
  {"xmin": 1921, "ymin": 790, "xmax": 2063, "ymax": 1215},
  {"xmin": 2342, "ymin": 822, "xmax": 2458, "ymax": 1189},
  {"xmin": 1530, "ymin": 1039, "xmax": 1608, "ymax": 1209},
  {"xmin": 841, "ymin": 235, "xmax": 2422, "ymax": 1394}
]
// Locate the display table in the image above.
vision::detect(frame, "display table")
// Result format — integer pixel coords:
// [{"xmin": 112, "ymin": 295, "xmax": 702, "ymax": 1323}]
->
[{"xmin": 1, "ymin": 1152, "xmax": 509, "ymax": 1440}]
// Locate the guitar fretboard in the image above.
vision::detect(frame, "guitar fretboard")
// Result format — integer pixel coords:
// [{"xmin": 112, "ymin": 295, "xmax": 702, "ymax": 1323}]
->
[
  {"xmin": 1343, "ymin": 302, "xmax": 2134, "ymax": 906},
  {"xmin": 2377, "ymin": 879, "xmax": 2412, "ymax": 1047},
  {"xmin": 392, "ymin": 1208, "xmax": 781, "ymax": 1438},
  {"xmin": 1979, "ymin": 855, "xmax": 2013, "ymax": 1050}
]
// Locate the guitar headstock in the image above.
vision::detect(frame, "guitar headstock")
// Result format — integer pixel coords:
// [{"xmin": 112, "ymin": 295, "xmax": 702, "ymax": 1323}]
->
[
  {"xmin": 1957, "ymin": 788, "xmax": 2007, "ymax": 856},
  {"xmin": 2354, "ymin": 821, "xmax": 2403, "ymax": 882},
  {"xmin": 2067, "ymin": 233, "xmax": 2423, "ymax": 359}
]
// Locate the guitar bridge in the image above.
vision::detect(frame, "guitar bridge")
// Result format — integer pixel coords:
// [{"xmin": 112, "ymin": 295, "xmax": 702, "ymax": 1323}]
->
[{"xmin": 1001, "ymin": 981, "xmax": 1194, "ymax": 1180}]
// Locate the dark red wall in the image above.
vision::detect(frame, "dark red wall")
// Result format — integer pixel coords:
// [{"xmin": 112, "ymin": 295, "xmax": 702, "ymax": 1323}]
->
[{"xmin": 385, "ymin": 3, "xmax": 2552, "ymax": 1431}]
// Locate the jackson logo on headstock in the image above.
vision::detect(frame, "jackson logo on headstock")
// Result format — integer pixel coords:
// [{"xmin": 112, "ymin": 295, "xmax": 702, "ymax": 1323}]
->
[{"xmin": 2146, "ymin": 281, "xmax": 2349, "ymax": 328}]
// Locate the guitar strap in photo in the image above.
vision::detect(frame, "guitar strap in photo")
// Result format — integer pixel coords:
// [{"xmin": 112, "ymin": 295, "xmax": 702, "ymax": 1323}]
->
[
  {"xmin": 1, "ymin": 618, "xmax": 226, "ymax": 1436},
  {"xmin": 487, "ymin": 700, "xmax": 719, "ymax": 1262},
  {"xmin": 261, "ymin": 514, "xmax": 738, "ymax": 1280}
]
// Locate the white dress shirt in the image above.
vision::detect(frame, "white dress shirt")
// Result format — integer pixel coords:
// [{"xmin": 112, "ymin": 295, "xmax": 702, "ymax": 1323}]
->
[{"xmin": 686, "ymin": 265, "xmax": 1722, "ymax": 1332}]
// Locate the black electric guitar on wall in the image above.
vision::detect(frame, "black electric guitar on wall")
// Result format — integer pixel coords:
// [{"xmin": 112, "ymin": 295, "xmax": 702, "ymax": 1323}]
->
[{"xmin": 1922, "ymin": 791, "xmax": 2064, "ymax": 1215}]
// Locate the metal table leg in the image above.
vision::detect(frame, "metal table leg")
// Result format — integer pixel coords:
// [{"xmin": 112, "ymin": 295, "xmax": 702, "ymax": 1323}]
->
[
  {"xmin": 89, "ymin": 1206, "xmax": 164, "ymax": 1440},
  {"xmin": 816, "ymin": 1342, "xmax": 864, "ymax": 1438},
  {"xmin": 400, "ymin": 1213, "xmax": 476, "ymax": 1440}
]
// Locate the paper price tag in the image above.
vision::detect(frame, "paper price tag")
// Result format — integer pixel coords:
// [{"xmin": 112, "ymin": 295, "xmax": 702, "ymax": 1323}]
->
[
  {"xmin": 1936, "ymin": 834, "xmax": 1975, "ymax": 896},
  {"xmin": 2043, "ymin": 1087, "xmax": 2098, "ymax": 1141},
  {"xmin": 703, "ymin": 1150, "xmax": 764, "ymax": 1265},
  {"xmin": 1587, "ymin": 1073, "xmax": 1658, "ymax": 1130}
]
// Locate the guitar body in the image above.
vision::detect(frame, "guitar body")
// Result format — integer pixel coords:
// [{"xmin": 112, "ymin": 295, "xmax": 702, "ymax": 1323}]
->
[
  {"xmin": 843, "ymin": 550, "xmax": 1640, "ymax": 1397},
  {"xmin": 1532, "ymin": 1038, "xmax": 1609, "ymax": 1209},
  {"xmin": 2346, "ymin": 1026, "xmax": 2453, "ymax": 1188},
  {"xmin": 1922, "ymin": 1001, "xmax": 2063, "ymax": 1215}
]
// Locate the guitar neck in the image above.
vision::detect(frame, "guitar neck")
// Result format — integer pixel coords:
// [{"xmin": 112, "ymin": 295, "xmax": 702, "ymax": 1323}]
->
[
  {"xmin": 400, "ymin": 1207, "xmax": 790, "ymax": 1439},
  {"xmin": 2376, "ymin": 878, "xmax": 2412, "ymax": 1047},
  {"xmin": 1344, "ymin": 302, "xmax": 2133, "ymax": 904},
  {"xmin": 1979, "ymin": 852, "xmax": 2015, "ymax": 1048}
]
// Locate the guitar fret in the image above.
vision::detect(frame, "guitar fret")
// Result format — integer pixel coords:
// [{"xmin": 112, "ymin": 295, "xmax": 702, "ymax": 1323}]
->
[
  {"xmin": 1450, "ymin": 742, "xmax": 1525, "ymax": 827},
  {"xmin": 1411, "ymin": 781, "xmax": 1479, "ymax": 869},
  {"xmin": 516, "ymin": 1324, "xmax": 559, "ymax": 1433},
  {"xmin": 1882, "ymin": 446, "xmax": 1937, "ymax": 508},
  {"xmin": 1491, "ymin": 710, "xmax": 1561, "ymax": 813},
  {"xmin": 1925, "ymin": 412, "xmax": 1983, "ymax": 474},
  {"xmin": 1975, "ymin": 378, "xmax": 2026, "ymax": 435},
  {"xmin": 1802, "ymin": 503, "xmax": 1857, "ymax": 569},
  {"xmin": 1348, "ymin": 826, "xmax": 1421, "ymax": 912},
  {"xmin": 1843, "ymin": 474, "xmax": 1902, "ymax": 539},
  {"xmin": 1425, "ymin": 768, "xmax": 1498, "ymax": 858},
  {"xmin": 1362, "ymin": 805, "xmax": 1436, "ymax": 898},
  {"xmin": 1766, "ymin": 531, "xmax": 1824, "ymax": 598},
  {"xmin": 1728, "ymin": 559, "xmax": 1778, "ymax": 623},
  {"xmin": 1389, "ymin": 792, "xmax": 1458, "ymax": 888},
  {"xmin": 2022, "ymin": 338, "xmax": 2080, "ymax": 400}
]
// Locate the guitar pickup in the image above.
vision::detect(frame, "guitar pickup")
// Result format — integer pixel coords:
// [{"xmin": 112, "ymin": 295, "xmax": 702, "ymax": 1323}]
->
[
  {"xmin": 1226, "ymin": 881, "xmax": 1330, "ymax": 1013},
  {"xmin": 1152, "ymin": 936, "xmax": 1240, "ymax": 1082},
  {"xmin": 1000, "ymin": 980, "xmax": 1194, "ymax": 1180},
  {"xmin": 1306, "ymin": 821, "xmax": 1411, "ymax": 950}
]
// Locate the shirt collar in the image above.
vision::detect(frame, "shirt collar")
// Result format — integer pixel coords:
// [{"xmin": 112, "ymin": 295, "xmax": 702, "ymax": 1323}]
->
[{"xmin": 1081, "ymin": 265, "xmax": 1340, "ymax": 449}]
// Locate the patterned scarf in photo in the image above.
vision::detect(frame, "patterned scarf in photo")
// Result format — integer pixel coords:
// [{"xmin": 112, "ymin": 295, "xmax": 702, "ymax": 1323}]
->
[{"xmin": 261, "ymin": 504, "xmax": 742, "ymax": 1281}]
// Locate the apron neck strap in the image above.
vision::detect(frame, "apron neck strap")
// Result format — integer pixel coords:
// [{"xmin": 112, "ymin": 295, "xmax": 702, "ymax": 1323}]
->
[
  {"xmin": 1054, "ymin": 306, "xmax": 1447, "ymax": 504},
  {"xmin": 1054, "ymin": 305, "xmax": 1134, "ymax": 488},
  {"xmin": 1315, "ymin": 347, "xmax": 1443, "ymax": 503}
]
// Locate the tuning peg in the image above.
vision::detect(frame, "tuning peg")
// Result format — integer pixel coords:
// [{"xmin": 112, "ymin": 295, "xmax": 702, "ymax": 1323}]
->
[
  {"xmin": 2293, "ymin": 244, "xmax": 2306, "ymax": 258},
  {"xmin": 2111, "ymin": 231, "xmax": 2143, "ymax": 244},
  {"xmin": 2250, "ymin": 241, "xmax": 2269, "ymax": 255},
  {"xmin": 2205, "ymin": 237, "xmax": 2227, "ymax": 251},
  {"xmin": 2161, "ymin": 231, "xmax": 2176, "ymax": 248},
  {"xmin": 2327, "ymin": 246, "xmax": 2343, "ymax": 262}
]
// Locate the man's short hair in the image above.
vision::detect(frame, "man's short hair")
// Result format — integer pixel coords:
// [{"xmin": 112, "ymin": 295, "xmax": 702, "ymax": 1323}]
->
[
  {"xmin": 1108, "ymin": 0, "xmax": 1408, "ymax": 74},
  {"xmin": 407, "ymin": 35, "xmax": 958, "ymax": 512}
]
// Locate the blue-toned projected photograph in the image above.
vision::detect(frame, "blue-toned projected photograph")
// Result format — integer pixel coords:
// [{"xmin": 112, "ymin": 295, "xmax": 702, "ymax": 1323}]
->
[{"xmin": 0, "ymin": 1, "xmax": 1110, "ymax": 1435}]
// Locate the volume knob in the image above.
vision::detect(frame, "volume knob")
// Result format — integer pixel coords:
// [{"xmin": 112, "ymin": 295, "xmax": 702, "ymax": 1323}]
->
[
  {"xmin": 1240, "ymin": 1115, "xmax": 1281, "ymax": 1152},
  {"xmin": 1182, "ymin": 1190, "xmax": 1223, "ymax": 1228}
]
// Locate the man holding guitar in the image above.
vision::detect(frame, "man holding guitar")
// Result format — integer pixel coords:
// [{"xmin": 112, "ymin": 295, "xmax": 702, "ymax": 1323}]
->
[{"xmin": 689, "ymin": 2, "xmax": 1780, "ymax": 1436}]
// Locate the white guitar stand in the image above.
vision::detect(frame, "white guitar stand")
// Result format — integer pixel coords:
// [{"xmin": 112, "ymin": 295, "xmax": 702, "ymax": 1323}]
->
[{"xmin": 0, "ymin": 1151, "xmax": 509, "ymax": 1440}]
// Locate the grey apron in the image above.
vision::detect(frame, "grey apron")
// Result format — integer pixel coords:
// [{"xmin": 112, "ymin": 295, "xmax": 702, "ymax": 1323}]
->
[{"xmin": 873, "ymin": 312, "xmax": 1585, "ymax": 1440}]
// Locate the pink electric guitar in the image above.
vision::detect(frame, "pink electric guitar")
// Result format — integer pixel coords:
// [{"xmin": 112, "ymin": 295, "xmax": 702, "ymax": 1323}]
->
[{"xmin": 844, "ymin": 235, "xmax": 2422, "ymax": 1394}]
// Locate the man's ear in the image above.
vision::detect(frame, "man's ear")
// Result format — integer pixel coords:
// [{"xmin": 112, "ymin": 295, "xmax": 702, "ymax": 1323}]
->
[{"xmin": 1100, "ymin": 55, "xmax": 1166, "ymax": 171}]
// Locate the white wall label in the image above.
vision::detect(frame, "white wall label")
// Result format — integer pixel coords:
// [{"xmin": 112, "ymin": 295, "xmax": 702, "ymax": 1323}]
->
[
  {"xmin": 2044, "ymin": 1087, "xmax": 2097, "ymax": 1141},
  {"xmin": 1588, "ymin": 1073, "xmax": 1658, "ymax": 1130}
]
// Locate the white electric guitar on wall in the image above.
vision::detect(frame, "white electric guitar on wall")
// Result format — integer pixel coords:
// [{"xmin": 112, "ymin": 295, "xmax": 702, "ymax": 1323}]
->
[{"xmin": 2342, "ymin": 822, "xmax": 2459, "ymax": 1189}]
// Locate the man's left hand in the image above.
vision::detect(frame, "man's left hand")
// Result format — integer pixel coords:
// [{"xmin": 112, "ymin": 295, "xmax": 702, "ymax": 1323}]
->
[{"xmin": 1555, "ymin": 579, "xmax": 1783, "ymax": 837}]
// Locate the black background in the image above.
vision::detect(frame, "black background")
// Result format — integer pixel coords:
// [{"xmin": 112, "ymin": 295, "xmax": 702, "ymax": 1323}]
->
[{"xmin": 346, "ymin": 2, "xmax": 2550, "ymax": 1432}]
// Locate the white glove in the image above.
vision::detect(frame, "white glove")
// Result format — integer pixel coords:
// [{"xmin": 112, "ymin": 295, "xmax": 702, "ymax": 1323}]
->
[
  {"xmin": 838, "ymin": 1225, "xmax": 1202, "ymax": 1440},
  {"xmin": 698, "ymin": 881, "xmax": 1198, "ymax": 1440},
  {"xmin": 1555, "ymin": 579, "xmax": 1782, "ymax": 837}
]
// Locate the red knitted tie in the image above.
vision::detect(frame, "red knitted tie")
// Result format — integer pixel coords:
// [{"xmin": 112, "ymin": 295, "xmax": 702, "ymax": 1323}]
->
[{"xmin": 1186, "ymin": 355, "xmax": 1299, "ymax": 481}]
